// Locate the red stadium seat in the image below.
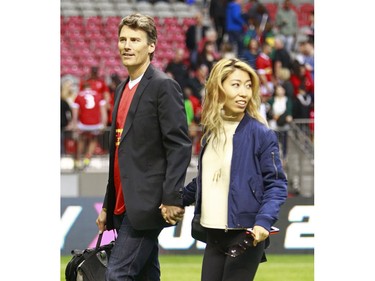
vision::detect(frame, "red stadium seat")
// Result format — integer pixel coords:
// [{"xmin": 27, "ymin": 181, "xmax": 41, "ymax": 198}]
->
[
  {"xmin": 299, "ymin": 3, "xmax": 314, "ymax": 27},
  {"xmin": 264, "ymin": 3, "xmax": 278, "ymax": 22}
]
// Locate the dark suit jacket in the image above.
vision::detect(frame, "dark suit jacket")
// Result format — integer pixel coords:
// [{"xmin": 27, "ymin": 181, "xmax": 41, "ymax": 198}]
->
[{"xmin": 103, "ymin": 64, "xmax": 192, "ymax": 230}]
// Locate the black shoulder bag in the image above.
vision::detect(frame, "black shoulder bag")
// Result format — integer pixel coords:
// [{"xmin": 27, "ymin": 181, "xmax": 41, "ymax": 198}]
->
[{"xmin": 65, "ymin": 232, "xmax": 115, "ymax": 281}]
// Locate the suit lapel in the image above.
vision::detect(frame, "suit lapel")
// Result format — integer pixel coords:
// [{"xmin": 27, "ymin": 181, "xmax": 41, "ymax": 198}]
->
[{"xmin": 119, "ymin": 65, "xmax": 154, "ymax": 144}]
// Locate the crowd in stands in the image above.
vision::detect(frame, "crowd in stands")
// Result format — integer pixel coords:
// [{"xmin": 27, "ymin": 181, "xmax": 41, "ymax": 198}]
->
[{"xmin": 61, "ymin": 0, "xmax": 314, "ymax": 168}]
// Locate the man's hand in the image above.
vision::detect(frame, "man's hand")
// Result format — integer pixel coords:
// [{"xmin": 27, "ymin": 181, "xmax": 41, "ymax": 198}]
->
[
  {"xmin": 159, "ymin": 204, "xmax": 185, "ymax": 225},
  {"xmin": 96, "ymin": 208, "xmax": 107, "ymax": 234}
]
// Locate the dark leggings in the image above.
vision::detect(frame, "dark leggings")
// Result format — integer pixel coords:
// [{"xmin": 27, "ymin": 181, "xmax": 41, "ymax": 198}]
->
[{"xmin": 201, "ymin": 229, "xmax": 266, "ymax": 281}]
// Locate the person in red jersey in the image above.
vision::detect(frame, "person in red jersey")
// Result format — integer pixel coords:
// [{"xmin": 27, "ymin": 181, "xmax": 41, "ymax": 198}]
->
[
  {"xmin": 95, "ymin": 14, "xmax": 192, "ymax": 281},
  {"xmin": 71, "ymin": 82, "xmax": 107, "ymax": 169},
  {"xmin": 255, "ymin": 42, "xmax": 274, "ymax": 96},
  {"xmin": 80, "ymin": 66, "xmax": 112, "ymax": 127}
]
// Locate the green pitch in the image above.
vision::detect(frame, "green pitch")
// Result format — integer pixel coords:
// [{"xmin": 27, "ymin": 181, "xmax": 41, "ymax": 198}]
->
[{"xmin": 61, "ymin": 254, "xmax": 313, "ymax": 281}]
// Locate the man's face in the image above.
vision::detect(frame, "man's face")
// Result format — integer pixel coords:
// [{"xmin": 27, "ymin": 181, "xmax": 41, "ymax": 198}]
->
[{"xmin": 118, "ymin": 26, "xmax": 155, "ymax": 69}]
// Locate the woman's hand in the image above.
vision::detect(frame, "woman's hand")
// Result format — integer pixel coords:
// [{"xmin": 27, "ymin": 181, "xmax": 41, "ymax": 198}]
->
[{"xmin": 250, "ymin": 225, "xmax": 269, "ymax": 247}]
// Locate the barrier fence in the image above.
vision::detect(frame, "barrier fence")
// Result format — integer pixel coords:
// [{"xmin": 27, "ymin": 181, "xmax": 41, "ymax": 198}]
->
[{"xmin": 61, "ymin": 196, "xmax": 314, "ymax": 255}]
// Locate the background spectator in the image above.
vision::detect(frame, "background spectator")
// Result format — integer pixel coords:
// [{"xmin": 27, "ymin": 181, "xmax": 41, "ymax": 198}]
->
[
  {"xmin": 225, "ymin": 0, "xmax": 247, "ymax": 57},
  {"xmin": 275, "ymin": 67, "xmax": 294, "ymax": 101},
  {"xmin": 267, "ymin": 84, "xmax": 293, "ymax": 163},
  {"xmin": 256, "ymin": 42, "xmax": 274, "ymax": 96},
  {"xmin": 197, "ymin": 40, "xmax": 221, "ymax": 72},
  {"xmin": 185, "ymin": 11, "xmax": 209, "ymax": 70},
  {"xmin": 186, "ymin": 63, "xmax": 209, "ymax": 103},
  {"xmin": 107, "ymin": 73, "xmax": 122, "ymax": 127},
  {"xmin": 61, "ymin": 83, "xmax": 72, "ymax": 156},
  {"xmin": 297, "ymin": 38, "xmax": 315, "ymax": 81},
  {"xmin": 71, "ymin": 82, "xmax": 107, "ymax": 170},
  {"xmin": 242, "ymin": 37, "xmax": 260, "ymax": 69},
  {"xmin": 290, "ymin": 57, "xmax": 314, "ymax": 99},
  {"xmin": 275, "ymin": 0, "xmax": 298, "ymax": 53},
  {"xmin": 165, "ymin": 48, "xmax": 190, "ymax": 89},
  {"xmin": 273, "ymin": 36, "xmax": 292, "ymax": 77},
  {"xmin": 209, "ymin": 0, "xmax": 228, "ymax": 49}
]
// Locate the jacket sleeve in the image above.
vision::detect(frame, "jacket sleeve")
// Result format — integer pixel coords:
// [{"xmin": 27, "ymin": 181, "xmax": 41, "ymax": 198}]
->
[
  {"xmin": 158, "ymin": 78, "xmax": 192, "ymax": 206},
  {"xmin": 255, "ymin": 129, "xmax": 288, "ymax": 230},
  {"xmin": 183, "ymin": 177, "xmax": 198, "ymax": 207}
]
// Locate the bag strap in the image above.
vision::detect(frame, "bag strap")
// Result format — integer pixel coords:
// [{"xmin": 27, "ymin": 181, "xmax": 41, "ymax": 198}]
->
[
  {"xmin": 95, "ymin": 230, "xmax": 117, "ymax": 250},
  {"xmin": 95, "ymin": 232, "xmax": 103, "ymax": 250}
]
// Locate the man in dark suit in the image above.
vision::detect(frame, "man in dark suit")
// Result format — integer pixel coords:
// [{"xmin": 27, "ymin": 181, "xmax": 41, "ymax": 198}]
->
[{"xmin": 96, "ymin": 13, "xmax": 192, "ymax": 281}]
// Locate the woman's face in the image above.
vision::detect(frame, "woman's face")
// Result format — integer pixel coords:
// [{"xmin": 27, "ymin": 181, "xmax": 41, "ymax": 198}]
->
[
  {"xmin": 222, "ymin": 69, "xmax": 252, "ymax": 121},
  {"xmin": 275, "ymin": 85, "xmax": 286, "ymax": 96}
]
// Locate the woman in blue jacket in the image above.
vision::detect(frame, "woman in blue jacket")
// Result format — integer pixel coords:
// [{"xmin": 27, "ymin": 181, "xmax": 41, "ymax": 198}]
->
[{"xmin": 184, "ymin": 58, "xmax": 288, "ymax": 281}]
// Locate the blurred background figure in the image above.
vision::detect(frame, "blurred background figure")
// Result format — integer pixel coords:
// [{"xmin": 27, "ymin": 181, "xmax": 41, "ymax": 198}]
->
[
  {"xmin": 242, "ymin": 37, "xmax": 260, "ymax": 69},
  {"xmin": 275, "ymin": 0, "xmax": 298, "ymax": 53},
  {"xmin": 80, "ymin": 66, "xmax": 111, "ymax": 126},
  {"xmin": 197, "ymin": 39, "xmax": 221, "ymax": 72},
  {"xmin": 209, "ymin": 0, "xmax": 228, "ymax": 49},
  {"xmin": 107, "ymin": 73, "xmax": 122, "ymax": 127},
  {"xmin": 165, "ymin": 48, "xmax": 190, "ymax": 90},
  {"xmin": 272, "ymin": 36, "xmax": 292, "ymax": 78},
  {"xmin": 70, "ymin": 81, "xmax": 107, "ymax": 170},
  {"xmin": 225, "ymin": 0, "xmax": 247, "ymax": 57},
  {"xmin": 267, "ymin": 84, "xmax": 293, "ymax": 165},
  {"xmin": 61, "ymin": 81, "xmax": 72, "ymax": 156},
  {"xmin": 185, "ymin": 11, "xmax": 209, "ymax": 70},
  {"xmin": 256, "ymin": 42, "xmax": 274, "ymax": 96},
  {"xmin": 297, "ymin": 38, "xmax": 314, "ymax": 81}
]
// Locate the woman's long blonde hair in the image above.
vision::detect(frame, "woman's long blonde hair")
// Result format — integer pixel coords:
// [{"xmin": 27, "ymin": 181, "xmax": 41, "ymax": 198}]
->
[{"xmin": 201, "ymin": 58, "xmax": 267, "ymax": 145}]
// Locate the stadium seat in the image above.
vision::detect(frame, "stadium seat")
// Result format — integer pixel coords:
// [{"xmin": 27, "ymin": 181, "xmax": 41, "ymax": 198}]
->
[
  {"xmin": 264, "ymin": 3, "xmax": 278, "ymax": 22},
  {"xmin": 156, "ymin": 10, "xmax": 175, "ymax": 18},
  {"xmin": 134, "ymin": 1, "xmax": 152, "ymax": 10},
  {"xmin": 60, "ymin": 1, "xmax": 194, "ymax": 79},
  {"xmin": 100, "ymin": 9, "xmax": 119, "ymax": 17},
  {"xmin": 171, "ymin": 2, "xmax": 190, "ymax": 12},
  {"xmin": 61, "ymin": 8, "xmax": 82, "ymax": 17},
  {"xmin": 85, "ymin": 16, "xmax": 103, "ymax": 27},
  {"xmin": 103, "ymin": 16, "xmax": 122, "ymax": 26},
  {"xmin": 163, "ymin": 17, "xmax": 179, "ymax": 26},
  {"xmin": 61, "ymin": 2, "xmax": 77, "ymax": 11},
  {"xmin": 64, "ymin": 15, "xmax": 84, "ymax": 27},
  {"xmin": 299, "ymin": 3, "xmax": 314, "ymax": 26},
  {"xmin": 78, "ymin": 1, "xmax": 96, "ymax": 11},
  {"xmin": 153, "ymin": 1, "xmax": 172, "ymax": 12},
  {"xmin": 96, "ymin": 1, "xmax": 115, "ymax": 11},
  {"xmin": 82, "ymin": 9, "xmax": 99, "ymax": 18},
  {"xmin": 175, "ymin": 10, "xmax": 193, "ymax": 19},
  {"xmin": 116, "ymin": 2, "xmax": 136, "ymax": 14}
]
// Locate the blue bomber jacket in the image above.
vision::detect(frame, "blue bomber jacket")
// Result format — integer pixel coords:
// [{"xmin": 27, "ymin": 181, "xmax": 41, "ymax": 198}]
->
[{"xmin": 183, "ymin": 113, "xmax": 288, "ymax": 231}]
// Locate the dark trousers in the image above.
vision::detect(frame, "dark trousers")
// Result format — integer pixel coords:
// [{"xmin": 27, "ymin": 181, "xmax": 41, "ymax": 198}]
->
[
  {"xmin": 228, "ymin": 31, "xmax": 244, "ymax": 57},
  {"xmin": 201, "ymin": 229, "xmax": 266, "ymax": 281},
  {"xmin": 106, "ymin": 213, "xmax": 163, "ymax": 281}
]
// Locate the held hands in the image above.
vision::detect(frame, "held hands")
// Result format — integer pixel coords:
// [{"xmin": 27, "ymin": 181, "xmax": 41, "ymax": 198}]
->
[
  {"xmin": 159, "ymin": 204, "xmax": 185, "ymax": 225},
  {"xmin": 250, "ymin": 225, "xmax": 269, "ymax": 247}
]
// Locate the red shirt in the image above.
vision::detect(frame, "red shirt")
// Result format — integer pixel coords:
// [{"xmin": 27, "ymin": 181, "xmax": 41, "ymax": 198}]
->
[
  {"xmin": 80, "ymin": 78, "xmax": 109, "ymax": 96},
  {"xmin": 113, "ymin": 82, "xmax": 139, "ymax": 215},
  {"xmin": 290, "ymin": 70, "xmax": 314, "ymax": 96},
  {"xmin": 73, "ymin": 89, "xmax": 106, "ymax": 125},
  {"xmin": 255, "ymin": 52, "xmax": 273, "ymax": 82}
]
